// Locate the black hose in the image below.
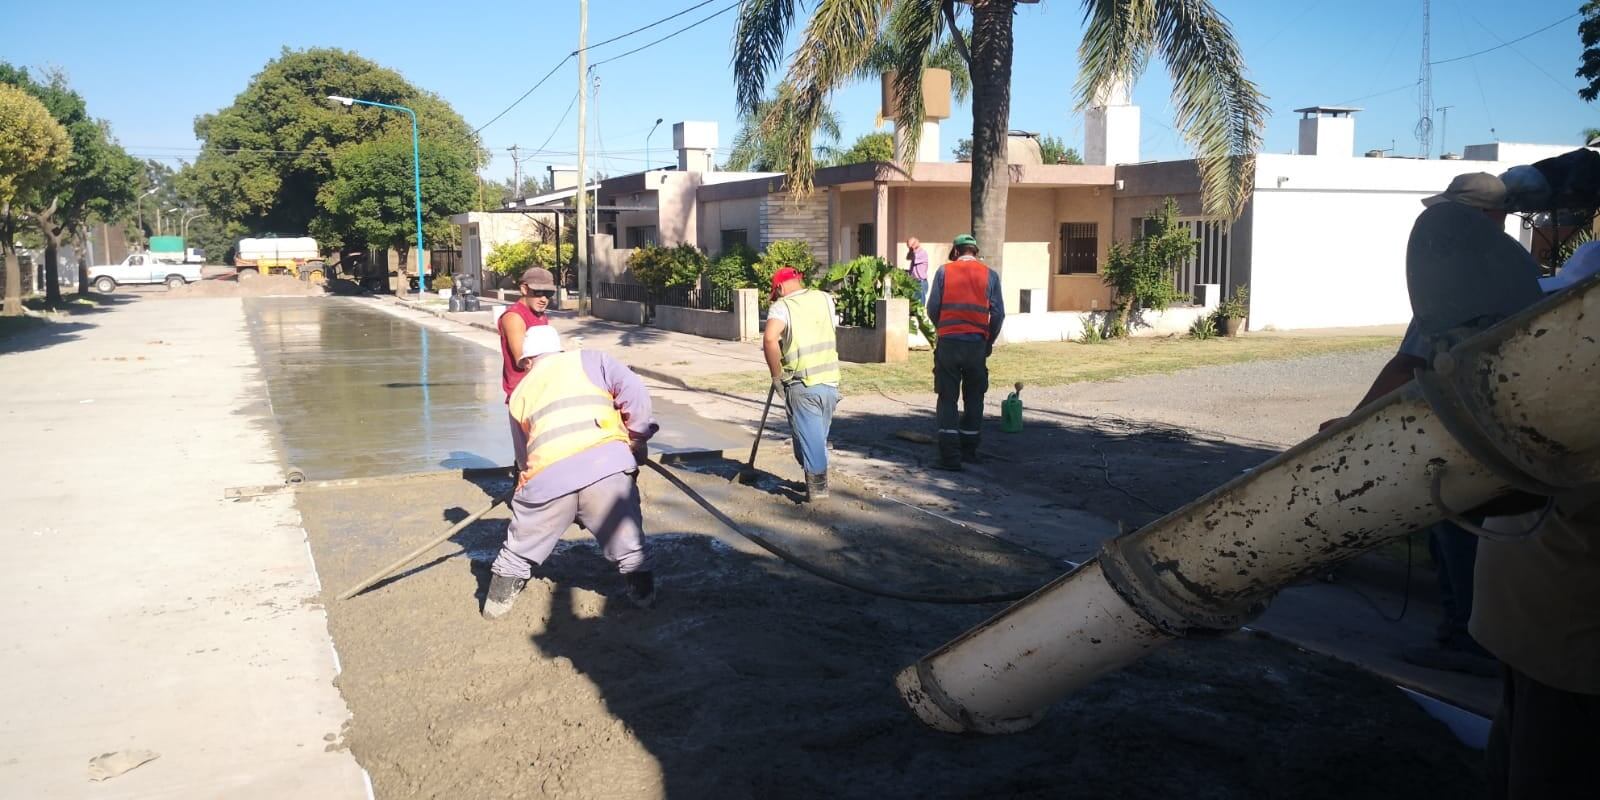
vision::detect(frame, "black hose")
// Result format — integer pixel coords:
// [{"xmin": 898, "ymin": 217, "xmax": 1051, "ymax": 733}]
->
[{"xmin": 643, "ymin": 460, "xmax": 1057, "ymax": 605}]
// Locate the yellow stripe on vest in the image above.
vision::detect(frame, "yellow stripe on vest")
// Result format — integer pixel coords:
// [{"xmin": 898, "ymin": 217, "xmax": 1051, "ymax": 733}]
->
[
  {"xmin": 509, "ymin": 351, "xmax": 630, "ymax": 486},
  {"xmin": 778, "ymin": 290, "xmax": 841, "ymax": 387}
]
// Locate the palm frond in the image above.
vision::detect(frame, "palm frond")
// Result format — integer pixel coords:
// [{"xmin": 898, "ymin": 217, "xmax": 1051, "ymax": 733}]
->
[
  {"xmin": 1075, "ymin": 0, "xmax": 1155, "ymax": 107},
  {"xmin": 774, "ymin": 0, "xmax": 892, "ymax": 192},
  {"xmin": 1151, "ymin": 0, "xmax": 1267, "ymax": 217},
  {"xmin": 732, "ymin": 0, "xmax": 803, "ymax": 115}
]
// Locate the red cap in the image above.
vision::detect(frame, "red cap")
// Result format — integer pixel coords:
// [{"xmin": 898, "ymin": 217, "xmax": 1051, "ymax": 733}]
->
[{"xmin": 770, "ymin": 266, "xmax": 803, "ymax": 299}]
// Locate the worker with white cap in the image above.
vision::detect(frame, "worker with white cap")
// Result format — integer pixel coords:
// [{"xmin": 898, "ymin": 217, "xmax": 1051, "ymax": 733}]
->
[{"xmin": 483, "ymin": 325, "xmax": 660, "ymax": 618}]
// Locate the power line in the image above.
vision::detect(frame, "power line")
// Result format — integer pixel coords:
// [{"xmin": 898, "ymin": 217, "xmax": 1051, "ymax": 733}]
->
[
  {"xmin": 1429, "ymin": 11, "xmax": 1579, "ymax": 65},
  {"xmin": 583, "ymin": 0, "xmax": 719, "ymax": 52},
  {"xmin": 1460, "ymin": 8, "xmax": 1583, "ymax": 101},
  {"xmin": 536, "ymin": 91, "xmax": 581, "ymax": 154},
  {"xmin": 588, "ymin": 1, "xmax": 740, "ymax": 70},
  {"xmin": 1338, "ymin": 80, "xmax": 1418, "ymax": 107},
  {"xmin": 472, "ymin": 54, "xmax": 573, "ymax": 135}
]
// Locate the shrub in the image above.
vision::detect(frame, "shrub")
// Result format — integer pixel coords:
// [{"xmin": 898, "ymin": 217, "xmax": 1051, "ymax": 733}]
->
[
  {"xmin": 1188, "ymin": 313, "xmax": 1216, "ymax": 339},
  {"xmin": 1216, "ymin": 284, "xmax": 1249, "ymax": 320},
  {"xmin": 706, "ymin": 243, "xmax": 760, "ymax": 294},
  {"xmin": 485, "ymin": 241, "xmax": 535, "ymax": 278},
  {"xmin": 433, "ymin": 274, "xmax": 454, "ymax": 290},
  {"xmin": 628, "ymin": 243, "xmax": 708, "ymax": 289},
  {"xmin": 1078, "ymin": 313, "xmax": 1105, "ymax": 344},
  {"xmin": 1102, "ymin": 196, "xmax": 1194, "ymax": 337},
  {"xmin": 755, "ymin": 239, "xmax": 820, "ymax": 288},
  {"xmin": 820, "ymin": 256, "xmax": 936, "ymax": 339}
]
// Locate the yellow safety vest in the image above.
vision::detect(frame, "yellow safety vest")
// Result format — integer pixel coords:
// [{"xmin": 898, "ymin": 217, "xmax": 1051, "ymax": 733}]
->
[
  {"xmin": 509, "ymin": 351, "xmax": 631, "ymax": 486},
  {"xmin": 777, "ymin": 289, "xmax": 841, "ymax": 387}
]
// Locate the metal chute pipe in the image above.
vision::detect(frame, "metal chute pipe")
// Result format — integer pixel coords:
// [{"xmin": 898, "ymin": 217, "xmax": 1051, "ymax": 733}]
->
[{"xmin": 897, "ymin": 275, "xmax": 1600, "ymax": 734}]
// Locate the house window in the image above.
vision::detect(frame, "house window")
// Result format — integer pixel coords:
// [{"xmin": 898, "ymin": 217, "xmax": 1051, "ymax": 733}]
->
[
  {"xmin": 720, "ymin": 228, "xmax": 748, "ymax": 253},
  {"xmin": 1059, "ymin": 222, "xmax": 1098, "ymax": 274},
  {"xmin": 1130, "ymin": 216, "xmax": 1161, "ymax": 240},
  {"xmin": 625, "ymin": 225, "xmax": 657, "ymax": 248}
]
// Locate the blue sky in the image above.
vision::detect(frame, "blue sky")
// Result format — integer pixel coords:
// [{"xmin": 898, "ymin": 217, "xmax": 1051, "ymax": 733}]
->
[{"xmin": 4, "ymin": 0, "xmax": 1596, "ymax": 183}]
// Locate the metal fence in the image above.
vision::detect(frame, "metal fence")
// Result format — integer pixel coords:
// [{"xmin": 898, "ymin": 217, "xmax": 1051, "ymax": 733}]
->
[
  {"xmin": 598, "ymin": 282, "xmax": 734, "ymax": 315},
  {"xmin": 1173, "ymin": 218, "xmax": 1232, "ymax": 300}
]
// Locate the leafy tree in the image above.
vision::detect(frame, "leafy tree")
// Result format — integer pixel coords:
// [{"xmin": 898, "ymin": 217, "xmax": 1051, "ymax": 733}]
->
[
  {"xmin": 1101, "ymin": 197, "xmax": 1193, "ymax": 336},
  {"xmin": 1037, "ymin": 134, "xmax": 1082, "ymax": 165},
  {"xmin": 732, "ymin": 0, "xmax": 1265, "ymax": 274},
  {"xmin": 1580, "ymin": 1, "xmax": 1600, "ymax": 102},
  {"xmin": 318, "ymin": 134, "xmax": 477, "ymax": 291},
  {"xmin": 181, "ymin": 48, "xmax": 484, "ymax": 269},
  {"xmin": 486, "ymin": 240, "xmax": 536, "ymax": 278},
  {"xmin": 953, "ymin": 136, "xmax": 973, "ymax": 161},
  {"xmin": 0, "ymin": 64, "xmax": 140, "ymax": 304},
  {"xmin": 1583, "ymin": 127, "xmax": 1600, "ymax": 144},
  {"xmin": 0, "ymin": 83, "xmax": 71, "ymax": 316},
  {"xmin": 825, "ymin": 132, "xmax": 895, "ymax": 166}
]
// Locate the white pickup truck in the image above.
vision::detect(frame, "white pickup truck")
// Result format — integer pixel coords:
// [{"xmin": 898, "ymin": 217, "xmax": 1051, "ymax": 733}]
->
[{"xmin": 86, "ymin": 252, "xmax": 204, "ymax": 292}]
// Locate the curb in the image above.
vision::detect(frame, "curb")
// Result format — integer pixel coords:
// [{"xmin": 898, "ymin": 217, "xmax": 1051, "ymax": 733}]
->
[{"xmin": 390, "ymin": 295, "xmax": 504, "ymax": 335}]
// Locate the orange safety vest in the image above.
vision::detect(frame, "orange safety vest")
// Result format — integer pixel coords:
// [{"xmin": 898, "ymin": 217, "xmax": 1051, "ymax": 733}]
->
[
  {"xmin": 935, "ymin": 258, "xmax": 993, "ymax": 339},
  {"xmin": 509, "ymin": 351, "xmax": 631, "ymax": 488}
]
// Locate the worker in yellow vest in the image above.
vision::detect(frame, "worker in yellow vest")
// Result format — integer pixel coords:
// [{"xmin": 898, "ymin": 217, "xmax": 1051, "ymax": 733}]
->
[
  {"xmin": 483, "ymin": 325, "xmax": 659, "ymax": 619},
  {"xmin": 763, "ymin": 266, "xmax": 841, "ymax": 501}
]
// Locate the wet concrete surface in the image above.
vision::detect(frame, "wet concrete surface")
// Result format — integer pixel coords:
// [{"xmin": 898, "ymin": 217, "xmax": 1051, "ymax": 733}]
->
[
  {"xmin": 245, "ymin": 297, "xmax": 511, "ymax": 480},
  {"xmin": 244, "ymin": 297, "xmax": 749, "ymax": 482}
]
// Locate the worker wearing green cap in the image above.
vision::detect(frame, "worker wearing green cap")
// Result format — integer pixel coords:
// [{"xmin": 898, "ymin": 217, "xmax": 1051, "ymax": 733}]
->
[{"xmin": 924, "ymin": 233, "xmax": 1005, "ymax": 470}]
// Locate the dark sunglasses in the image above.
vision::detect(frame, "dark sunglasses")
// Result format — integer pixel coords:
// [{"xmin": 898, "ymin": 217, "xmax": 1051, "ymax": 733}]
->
[{"xmin": 526, "ymin": 289, "xmax": 555, "ymax": 299}]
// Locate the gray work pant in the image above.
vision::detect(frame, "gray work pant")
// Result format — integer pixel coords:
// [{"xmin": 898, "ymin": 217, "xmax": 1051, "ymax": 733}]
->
[
  {"xmin": 490, "ymin": 470, "xmax": 648, "ymax": 579},
  {"xmin": 934, "ymin": 338, "xmax": 989, "ymax": 455}
]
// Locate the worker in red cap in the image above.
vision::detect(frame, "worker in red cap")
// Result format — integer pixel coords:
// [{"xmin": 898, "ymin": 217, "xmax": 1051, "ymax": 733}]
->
[
  {"xmin": 498, "ymin": 266, "xmax": 555, "ymax": 471},
  {"xmin": 763, "ymin": 266, "xmax": 841, "ymax": 501}
]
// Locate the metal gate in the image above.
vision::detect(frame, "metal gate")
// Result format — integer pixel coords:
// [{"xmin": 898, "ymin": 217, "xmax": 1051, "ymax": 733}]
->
[{"xmin": 1173, "ymin": 218, "xmax": 1232, "ymax": 299}]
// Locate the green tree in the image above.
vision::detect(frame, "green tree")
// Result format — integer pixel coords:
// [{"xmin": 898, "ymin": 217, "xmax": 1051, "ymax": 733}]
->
[
  {"xmin": 1583, "ymin": 127, "xmax": 1600, "ymax": 144},
  {"xmin": 319, "ymin": 134, "xmax": 477, "ymax": 285},
  {"xmin": 825, "ymin": 131, "xmax": 896, "ymax": 166},
  {"xmin": 1037, "ymin": 134, "xmax": 1082, "ymax": 165},
  {"xmin": 0, "ymin": 64, "xmax": 140, "ymax": 304},
  {"xmin": 0, "ymin": 83, "xmax": 71, "ymax": 316},
  {"xmin": 1580, "ymin": 1, "xmax": 1600, "ymax": 101},
  {"xmin": 181, "ymin": 48, "xmax": 484, "ymax": 266},
  {"xmin": 953, "ymin": 136, "xmax": 973, "ymax": 161},
  {"xmin": 733, "ymin": 0, "xmax": 1265, "ymax": 273},
  {"xmin": 1101, "ymin": 197, "xmax": 1193, "ymax": 336}
]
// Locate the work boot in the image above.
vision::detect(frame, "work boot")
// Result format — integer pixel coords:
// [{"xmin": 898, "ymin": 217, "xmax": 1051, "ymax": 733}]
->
[
  {"xmin": 806, "ymin": 471, "xmax": 830, "ymax": 501},
  {"xmin": 935, "ymin": 433, "xmax": 963, "ymax": 471},
  {"xmin": 481, "ymin": 573, "xmax": 528, "ymax": 620},
  {"xmin": 960, "ymin": 435, "xmax": 984, "ymax": 464},
  {"xmin": 623, "ymin": 571, "xmax": 657, "ymax": 609}
]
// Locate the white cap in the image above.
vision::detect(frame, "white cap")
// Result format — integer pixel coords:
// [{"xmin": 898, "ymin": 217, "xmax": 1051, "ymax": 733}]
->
[
  {"xmin": 1541, "ymin": 241, "xmax": 1600, "ymax": 293},
  {"xmin": 518, "ymin": 325, "xmax": 563, "ymax": 367}
]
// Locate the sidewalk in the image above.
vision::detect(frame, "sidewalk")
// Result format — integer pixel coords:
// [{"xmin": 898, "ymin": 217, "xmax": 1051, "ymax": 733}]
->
[{"xmin": 0, "ymin": 296, "xmax": 368, "ymax": 797}]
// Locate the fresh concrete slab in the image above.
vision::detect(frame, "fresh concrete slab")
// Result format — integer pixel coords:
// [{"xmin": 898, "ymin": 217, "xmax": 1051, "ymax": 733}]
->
[{"xmin": 0, "ymin": 296, "xmax": 368, "ymax": 798}]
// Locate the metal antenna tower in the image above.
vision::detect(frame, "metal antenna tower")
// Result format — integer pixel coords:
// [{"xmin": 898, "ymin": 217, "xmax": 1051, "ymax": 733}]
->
[{"xmin": 1415, "ymin": 0, "xmax": 1433, "ymax": 158}]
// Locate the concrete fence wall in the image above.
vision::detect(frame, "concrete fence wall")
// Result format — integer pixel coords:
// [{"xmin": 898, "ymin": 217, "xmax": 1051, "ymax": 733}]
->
[
  {"xmin": 834, "ymin": 297, "xmax": 909, "ymax": 363},
  {"xmin": 591, "ymin": 288, "xmax": 761, "ymax": 341},
  {"xmin": 998, "ymin": 304, "xmax": 1214, "ymax": 344},
  {"xmin": 592, "ymin": 297, "xmax": 647, "ymax": 326}
]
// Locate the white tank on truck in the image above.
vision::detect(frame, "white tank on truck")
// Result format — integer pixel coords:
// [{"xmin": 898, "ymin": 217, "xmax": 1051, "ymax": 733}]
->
[{"xmin": 234, "ymin": 236, "xmax": 325, "ymax": 283}]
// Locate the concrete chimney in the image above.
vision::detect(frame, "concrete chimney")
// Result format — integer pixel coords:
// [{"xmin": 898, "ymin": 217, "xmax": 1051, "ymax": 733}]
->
[
  {"xmin": 1294, "ymin": 106, "xmax": 1359, "ymax": 157},
  {"xmin": 673, "ymin": 121, "xmax": 718, "ymax": 173},
  {"xmin": 547, "ymin": 165, "xmax": 578, "ymax": 191},
  {"xmin": 1085, "ymin": 80, "xmax": 1140, "ymax": 166},
  {"xmin": 884, "ymin": 68, "xmax": 951, "ymax": 162}
]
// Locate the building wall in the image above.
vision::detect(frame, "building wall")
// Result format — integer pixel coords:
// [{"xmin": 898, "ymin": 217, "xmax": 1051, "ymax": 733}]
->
[
  {"xmin": 698, "ymin": 195, "xmax": 763, "ymax": 255},
  {"xmin": 1052, "ymin": 186, "xmax": 1115, "ymax": 311},
  {"xmin": 760, "ymin": 192, "xmax": 829, "ymax": 257},
  {"xmin": 1245, "ymin": 153, "xmax": 1530, "ymax": 330},
  {"xmin": 836, "ymin": 188, "xmax": 877, "ymax": 261}
]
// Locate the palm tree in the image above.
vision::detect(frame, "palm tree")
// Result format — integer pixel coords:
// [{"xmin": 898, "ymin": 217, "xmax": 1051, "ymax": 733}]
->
[{"xmin": 732, "ymin": 0, "xmax": 1267, "ymax": 271}]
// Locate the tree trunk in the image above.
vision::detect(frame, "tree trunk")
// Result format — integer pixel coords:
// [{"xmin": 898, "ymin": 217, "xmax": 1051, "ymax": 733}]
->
[
  {"xmin": 75, "ymin": 226, "xmax": 90, "ymax": 297},
  {"xmin": 395, "ymin": 246, "xmax": 409, "ymax": 297},
  {"xmin": 968, "ymin": 0, "xmax": 1015, "ymax": 273},
  {"xmin": 1, "ymin": 205, "xmax": 20, "ymax": 317},
  {"xmin": 42, "ymin": 233, "xmax": 62, "ymax": 307}
]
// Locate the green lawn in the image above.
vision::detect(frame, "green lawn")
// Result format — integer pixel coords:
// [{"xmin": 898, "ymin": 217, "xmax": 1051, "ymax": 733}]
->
[{"xmin": 691, "ymin": 334, "xmax": 1400, "ymax": 396}]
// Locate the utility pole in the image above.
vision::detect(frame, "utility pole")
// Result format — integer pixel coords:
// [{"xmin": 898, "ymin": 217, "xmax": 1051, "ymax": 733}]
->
[
  {"xmin": 574, "ymin": 0, "xmax": 590, "ymax": 316},
  {"xmin": 1415, "ymin": 0, "xmax": 1433, "ymax": 158},
  {"xmin": 508, "ymin": 144, "xmax": 523, "ymax": 197},
  {"xmin": 1435, "ymin": 105, "xmax": 1454, "ymax": 157}
]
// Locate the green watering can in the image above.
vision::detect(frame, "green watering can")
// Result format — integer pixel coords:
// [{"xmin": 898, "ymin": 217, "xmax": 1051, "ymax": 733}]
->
[{"xmin": 1001, "ymin": 382, "xmax": 1024, "ymax": 433}]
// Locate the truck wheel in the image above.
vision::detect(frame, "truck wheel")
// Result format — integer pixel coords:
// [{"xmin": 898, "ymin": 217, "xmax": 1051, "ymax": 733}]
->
[
  {"xmin": 304, "ymin": 262, "xmax": 326, "ymax": 285},
  {"xmin": 238, "ymin": 267, "xmax": 259, "ymax": 278},
  {"xmin": 165, "ymin": 275, "xmax": 187, "ymax": 289},
  {"xmin": 93, "ymin": 276, "xmax": 116, "ymax": 293}
]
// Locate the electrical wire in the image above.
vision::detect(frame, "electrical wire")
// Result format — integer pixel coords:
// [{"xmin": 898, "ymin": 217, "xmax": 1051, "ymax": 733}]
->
[
  {"xmin": 472, "ymin": 54, "xmax": 573, "ymax": 135},
  {"xmin": 1428, "ymin": 11, "xmax": 1579, "ymax": 65},
  {"xmin": 583, "ymin": 0, "xmax": 719, "ymax": 52},
  {"xmin": 588, "ymin": 1, "xmax": 741, "ymax": 70},
  {"xmin": 536, "ymin": 91, "xmax": 581, "ymax": 153}
]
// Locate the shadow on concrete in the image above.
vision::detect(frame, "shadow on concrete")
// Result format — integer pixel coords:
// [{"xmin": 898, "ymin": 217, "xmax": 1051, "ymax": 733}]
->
[{"xmin": 0, "ymin": 314, "xmax": 100, "ymax": 356}]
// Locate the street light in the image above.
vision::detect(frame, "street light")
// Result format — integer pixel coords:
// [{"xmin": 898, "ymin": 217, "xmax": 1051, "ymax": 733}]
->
[
  {"xmin": 181, "ymin": 210, "xmax": 208, "ymax": 240},
  {"xmin": 161, "ymin": 207, "xmax": 179, "ymax": 236},
  {"xmin": 327, "ymin": 94, "xmax": 428, "ymax": 292},
  {"xmin": 136, "ymin": 188, "xmax": 157, "ymax": 241},
  {"xmin": 645, "ymin": 117, "xmax": 664, "ymax": 171}
]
